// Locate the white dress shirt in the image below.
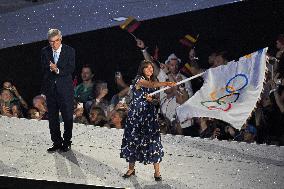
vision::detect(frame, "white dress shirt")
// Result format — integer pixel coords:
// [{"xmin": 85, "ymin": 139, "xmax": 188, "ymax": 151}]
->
[{"xmin": 51, "ymin": 44, "xmax": 62, "ymax": 74}]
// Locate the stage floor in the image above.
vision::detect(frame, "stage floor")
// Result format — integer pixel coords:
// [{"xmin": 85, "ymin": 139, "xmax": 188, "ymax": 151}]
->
[{"xmin": 0, "ymin": 116, "xmax": 283, "ymax": 189}]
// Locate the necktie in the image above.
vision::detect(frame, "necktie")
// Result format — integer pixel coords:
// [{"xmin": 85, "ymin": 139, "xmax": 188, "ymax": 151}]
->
[{"xmin": 53, "ymin": 51, "xmax": 59, "ymax": 64}]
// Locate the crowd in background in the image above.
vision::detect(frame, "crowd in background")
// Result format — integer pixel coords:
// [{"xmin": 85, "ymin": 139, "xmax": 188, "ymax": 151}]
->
[{"xmin": 0, "ymin": 34, "xmax": 283, "ymax": 146}]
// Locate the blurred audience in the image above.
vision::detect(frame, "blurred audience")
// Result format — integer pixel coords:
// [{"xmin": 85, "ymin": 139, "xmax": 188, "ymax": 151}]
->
[{"xmin": 1, "ymin": 33, "xmax": 283, "ymax": 147}]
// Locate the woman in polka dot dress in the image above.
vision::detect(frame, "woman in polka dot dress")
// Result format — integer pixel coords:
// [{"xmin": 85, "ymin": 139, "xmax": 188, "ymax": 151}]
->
[{"xmin": 120, "ymin": 60, "xmax": 175, "ymax": 181}]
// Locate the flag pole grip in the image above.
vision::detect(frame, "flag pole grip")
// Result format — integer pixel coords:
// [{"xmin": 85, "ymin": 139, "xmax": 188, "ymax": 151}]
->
[{"xmin": 149, "ymin": 72, "xmax": 205, "ymax": 96}]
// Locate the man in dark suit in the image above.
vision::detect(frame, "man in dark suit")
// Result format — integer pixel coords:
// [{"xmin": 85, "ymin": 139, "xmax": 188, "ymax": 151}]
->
[{"xmin": 41, "ymin": 29, "xmax": 75, "ymax": 152}]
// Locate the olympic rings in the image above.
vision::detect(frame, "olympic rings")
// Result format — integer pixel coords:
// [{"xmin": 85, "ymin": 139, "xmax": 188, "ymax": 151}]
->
[
  {"xmin": 225, "ymin": 74, "xmax": 248, "ymax": 93},
  {"xmin": 200, "ymin": 73, "xmax": 248, "ymax": 112}
]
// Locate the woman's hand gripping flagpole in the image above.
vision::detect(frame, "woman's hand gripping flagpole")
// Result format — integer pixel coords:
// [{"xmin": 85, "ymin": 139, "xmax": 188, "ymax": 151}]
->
[{"xmin": 148, "ymin": 72, "xmax": 205, "ymax": 96}]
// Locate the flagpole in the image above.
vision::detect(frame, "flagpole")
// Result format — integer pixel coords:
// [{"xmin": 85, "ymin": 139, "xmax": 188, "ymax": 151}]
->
[
  {"xmin": 271, "ymin": 64, "xmax": 274, "ymax": 81},
  {"xmin": 129, "ymin": 32, "xmax": 137, "ymax": 40},
  {"xmin": 149, "ymin": 71, "xmax": 205, "ymax": 96}
]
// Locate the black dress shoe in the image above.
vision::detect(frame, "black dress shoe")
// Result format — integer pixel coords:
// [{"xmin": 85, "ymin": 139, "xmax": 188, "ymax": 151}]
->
[
  {"xmin": 47, "ymin": 145, "xmax": 62, "ymax": 153},
  {"xmin": 122, "ymin": 169, "xmax": 135, "ymax": 178},
  {"xmin": 154, "ymin": 175, "xmax": 162, "ymax": 181},
  {"xmin": 60, "ymin": 144, "xmax": 71, "ymax": 152}
]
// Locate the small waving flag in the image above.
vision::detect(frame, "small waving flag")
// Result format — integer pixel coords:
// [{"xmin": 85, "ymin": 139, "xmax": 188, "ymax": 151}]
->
[
  {"xmin": 180, "ymin": 34, "xmax": 199, "ymax": 48},
  {"xmin": 112, "ymin": 17, "xmax": 128, "ymax": 22},
  {"xmin": 180, "ymin": 63, "xmax": 192, "ymax": 77},
  {"xmin": 120, "ymin": 16, "xmax": 141, "ymax": 33}
]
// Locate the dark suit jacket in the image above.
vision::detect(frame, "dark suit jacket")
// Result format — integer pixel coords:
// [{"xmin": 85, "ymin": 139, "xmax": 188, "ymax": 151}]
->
[{"xmin": 40, "ymin": 44, "xmax": 75, "ymax": 96}]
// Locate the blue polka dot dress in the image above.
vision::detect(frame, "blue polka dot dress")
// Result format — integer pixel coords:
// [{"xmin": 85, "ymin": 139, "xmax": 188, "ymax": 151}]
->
[{"xmin": 120, "ymin": 76, "xmax": 164, "ymax": 165}]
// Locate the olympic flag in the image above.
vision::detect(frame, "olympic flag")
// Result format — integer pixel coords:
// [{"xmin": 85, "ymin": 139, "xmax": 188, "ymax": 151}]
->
[{"xmin": 176, "ymin": 48, "xmax": 268, "ymax": 129}]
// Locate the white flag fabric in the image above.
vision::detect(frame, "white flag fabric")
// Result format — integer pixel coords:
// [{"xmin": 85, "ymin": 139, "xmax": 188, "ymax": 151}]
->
[{"xmin": 176, "ymin": 48, "xmax": 268, "ymax": 129}]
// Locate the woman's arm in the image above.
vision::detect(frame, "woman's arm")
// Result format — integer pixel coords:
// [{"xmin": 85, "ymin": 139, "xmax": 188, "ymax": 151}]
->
[{"xmin": 136, "ymin": 79, "xmax": 175, "ymax": 89}]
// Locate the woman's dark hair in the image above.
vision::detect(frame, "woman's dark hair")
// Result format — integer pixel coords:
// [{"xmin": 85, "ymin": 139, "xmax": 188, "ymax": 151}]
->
[{"xmin": 136, "ymin": 60, "xmax": 157, "ymax": 82}]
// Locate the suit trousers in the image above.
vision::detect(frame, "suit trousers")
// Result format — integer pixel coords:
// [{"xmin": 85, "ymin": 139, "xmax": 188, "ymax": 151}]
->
[{"xmin": 46, "ymin": 82, "xmax": 74, "ymax": 146}]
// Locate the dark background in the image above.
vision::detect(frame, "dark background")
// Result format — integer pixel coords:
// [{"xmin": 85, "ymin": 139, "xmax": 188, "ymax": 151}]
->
[{"xmin": 0, "ymin": 0, "xmax": 283, "ymax": 105}]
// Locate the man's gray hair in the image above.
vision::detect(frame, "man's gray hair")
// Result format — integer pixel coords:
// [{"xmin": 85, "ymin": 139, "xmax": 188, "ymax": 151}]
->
[{"xmin": 47, "ymin": 29, "xmax": 62, "ymax": 39}]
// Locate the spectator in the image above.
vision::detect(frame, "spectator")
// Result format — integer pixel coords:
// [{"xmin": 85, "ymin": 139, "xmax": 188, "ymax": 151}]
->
[
  {"xmin": 2, "ymin": 81, "xmax": 12, "ymax": 90},
  {"xmin": 114, "ymin": 100, "xmax": 129, "ymax": 112},
  {"xmin": 32, "ymin": 95, "xmax": 48, "ymax": 120},
  {"xmin": 269, "ymin": 83, "xmax": 284, "ymax": 145},
  {"xmin": 212, "ymin": 51, "xmax": 228, "ymax": 68},
  {"xmin": 252, "ymin": 85, "xmax": 283, "ymax": 145},
  {"xmin": 110, "ymin": 87, "xmax": 131, "ymax": 111},
  {"xmin": 243, "ymin": 124, "xmax": 257, "ymax": 143},
  {"xmin": 2, "ymin": 81, "xmax": 28, "ymax": 110},
  {"xmin": 0, "ymin": 89, "xmax": 17, "ymax": 117},
  {"xmin": 136, "ymin": 39, "xmax": 193, "ymax": 98},
  {"xmin": 28, "ymin": 108, "xmax": 41, "ymax": 120},
  {"xmin": 224, "ymin": 125, "xmax": 239, "ymax": 141},
  {"xmin": 272, "ymin": 84, "xmax": 284, "ymax": 113},
  {"xmin": 198, "ymin": 118, "xmax": 216, "ymax": 138},
  {"xmin": 210, "ymin": 119, "xmax": 237, "ymax": 140},
  {"xmin": 85, "ymin": 81, "xmax": 109, "ymax": 115},
  {"xmin": 110, "ymin": 72, "xmax": 131, "ymax": 111},
  {"xmin": 160, "ymin": 85, "xmax": 180, "ymax": 121},
  {"xmin": 187, "ymin": 59, "xmax": 205, "ymax": 94},
  {"xmin": 115, "ymin": 71, "xmax": 129, "ymax": 90},
  {"xmin": 107, "ymin": 109, "xmax": 126, "ymax": 129},
  {"xmin": 273, "ymin": 34, "xmax": 284, "ymax": 86},
  {"xmin": 73, "ymin": 102, "xmax": 88, "ymax": 124},
  {"xmin": 159, "ymin": 68, "xmax": 190, "ymax": 130},
  {"xmin": 11, "ymin": 104, "xmax": 23, "ymax": 118},
  {"xmin": 182, "ymin": 117, "xmax": 214, "ymax": 138},
  {"xmin": 188, "ymin": 48, "xmax": 198, "ymax": 63},
  {"xmin": 74, "ymin": 65, "xmax": 95, "ymax": 103},
  {"xmin": 235, "ymin": 123, "xmax": 257, "ymax": 143},
  {"xmin": 208, "ymin": 52, "xmax": 217, "ymax": 66},
  {"xmin": 253, "ymin": 92, "xmax": 272, "ymax": 144},
  {"xmin": 89, "ymin": 106, "xmax": 108, "ymax": 127},
  {"xmin": 164, "ymin": 53, "xmax": 193, "ymax": 96}
]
